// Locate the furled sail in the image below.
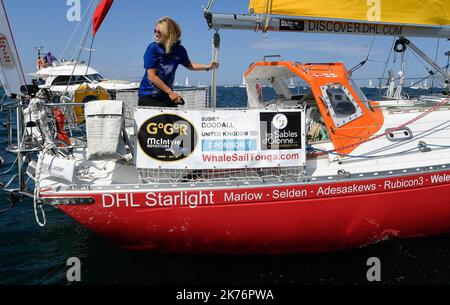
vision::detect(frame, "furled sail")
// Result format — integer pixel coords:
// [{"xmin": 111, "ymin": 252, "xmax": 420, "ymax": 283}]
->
[
  {"xmin": 0, "ymin": 0, "xmax": 26, "ymax": 98},
  {"xmin": 248, "ymin": 0, "xmax": 450, "ymax": 27}
]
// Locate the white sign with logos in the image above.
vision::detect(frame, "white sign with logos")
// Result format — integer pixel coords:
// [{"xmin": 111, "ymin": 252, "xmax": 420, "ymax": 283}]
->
[{"xmin": 134, "ymin": 108, "xmax": 306, "ymax": 169}]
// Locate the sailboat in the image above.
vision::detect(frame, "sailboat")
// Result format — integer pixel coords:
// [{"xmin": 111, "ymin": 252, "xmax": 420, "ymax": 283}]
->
[
  {"xmin": 288, "ymin": 77, "xmax": 295, "ymax": 89},
  {"xmin": 239, "ymin": 74, "xmax": 246, "ymax": 88},
  {"xmin": 197, "ymin": 81, "xmax": 208, "ymax": 88},
  {"xmin": 2, "ymin": 0, "xmax": 450, "ymax": 254},
  {"xmin": 410, "ymin": 80, "xmax": 419, "ymax": 89}
]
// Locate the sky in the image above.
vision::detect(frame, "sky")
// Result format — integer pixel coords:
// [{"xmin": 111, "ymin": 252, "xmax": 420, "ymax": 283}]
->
[{"xmin": 3, "ymin": 0, "xmax": 450, "ymax": 86}]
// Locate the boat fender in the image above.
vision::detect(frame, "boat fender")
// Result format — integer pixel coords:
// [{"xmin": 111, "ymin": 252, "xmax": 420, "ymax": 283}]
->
[{"xmin": 52, "ymin": 108, "xmax": 71, "ymax": 146}]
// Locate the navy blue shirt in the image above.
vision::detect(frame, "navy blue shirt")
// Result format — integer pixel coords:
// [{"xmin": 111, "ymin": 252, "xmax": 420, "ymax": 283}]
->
[{"xmin": 139, "ymin": 41, "xmax": 191, "ymax": 98}]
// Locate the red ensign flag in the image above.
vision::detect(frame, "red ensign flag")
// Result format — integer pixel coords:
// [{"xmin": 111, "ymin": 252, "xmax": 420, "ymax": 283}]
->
[{"xmin": 92, "ymin": 0, "xmax": 114, "ymax": 37}]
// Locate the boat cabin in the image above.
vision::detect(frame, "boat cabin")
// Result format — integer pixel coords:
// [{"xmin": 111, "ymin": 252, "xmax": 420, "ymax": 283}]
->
[
  {"xmin": 34, "ymin": 63, "xmax": 105, "ymax": 89},
  {"xmin": 243, "ymin": 60, "xmax": 384, "ymax": 155}
]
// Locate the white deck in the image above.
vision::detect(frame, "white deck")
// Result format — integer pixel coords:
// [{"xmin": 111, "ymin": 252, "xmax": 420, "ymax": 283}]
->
[{"xmin": 38, "ymin": 97, "xmax": 450, "ymax": 193}]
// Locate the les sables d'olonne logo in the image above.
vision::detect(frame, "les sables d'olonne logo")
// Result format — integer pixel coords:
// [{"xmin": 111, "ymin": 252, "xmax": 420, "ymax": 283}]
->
[{"xmin": 138, "ymin": 114, "xmax": 197, "ymax": 162}]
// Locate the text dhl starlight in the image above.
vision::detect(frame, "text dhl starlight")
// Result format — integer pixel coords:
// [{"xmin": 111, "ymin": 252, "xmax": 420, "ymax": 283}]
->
[{"xmin": 102, "ymin": 191, "xmax": 215, "ymax": 208}]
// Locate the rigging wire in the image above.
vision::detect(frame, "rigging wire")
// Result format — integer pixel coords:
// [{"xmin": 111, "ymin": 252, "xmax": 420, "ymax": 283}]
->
[
  {"xmin": 84, "ymin": 36, "xmax": 96, "ymax": 76},
  {"xmin": 378, "ymin": 38, "xmax": 395, "ymax": 95},
  {"xmin": 63, "ymin": 1, "xmax": 97, "ymax": 97},
  {"xmin": 406, "ymin": 64, "xmax": 449, "ymax": 89},
  {"xmin": 310, "ymin": 146, "xmax": 419, "ymax": 160},
  {"xmin": 431, "ymin": 38, "xmax": 441, "ymax": 93},
  {"xmin": 349, "ymin": 35, "xmax": 377, "ymax": 75},
  {"xmin": 204, "ymin": 0, "xmax": 216, "ymax": 12},
  {"xmin": 70, "ymin": 0, "xmax": 97, "ymax": 62},
  {"xmin": 59, "ymin": 0, "xmax": 96, "ymax": 61},
  {"xmin": 406, "ymin": 49, "xmax": 448, "ymax": 89},
  {"xmin": 317, "ymin": 96, "xmax": 450, "ymax": 156}
]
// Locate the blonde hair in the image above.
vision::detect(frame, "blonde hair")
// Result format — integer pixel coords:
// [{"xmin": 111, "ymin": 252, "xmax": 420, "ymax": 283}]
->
[{"xmin": 156, "ymin": 17, "xmax": 181, "ymax": 54}]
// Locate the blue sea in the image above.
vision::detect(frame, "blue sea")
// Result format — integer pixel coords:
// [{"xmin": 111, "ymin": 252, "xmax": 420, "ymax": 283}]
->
[{"xmin": 1, "ymin": 86, "xmax": 450, "ymax": 285}]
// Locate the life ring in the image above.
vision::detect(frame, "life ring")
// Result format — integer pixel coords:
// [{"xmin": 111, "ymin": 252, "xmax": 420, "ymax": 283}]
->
[{"xmin": 73, "ymin": 84, "xmax": 109, "ymax": 123}]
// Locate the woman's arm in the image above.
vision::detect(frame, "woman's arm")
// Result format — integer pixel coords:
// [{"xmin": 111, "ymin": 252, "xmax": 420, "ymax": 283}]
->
[
  {"xmin": 187, "ymin": 61, "xmax": 219, "ymax": 71},
  {"xmin": 147, "ymin": 68, "xmax": 182, "ymax": 102}
]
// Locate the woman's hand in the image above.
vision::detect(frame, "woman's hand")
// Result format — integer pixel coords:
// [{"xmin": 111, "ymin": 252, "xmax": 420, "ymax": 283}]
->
[
  {"xmin": 208, "ymin": 61, "xmax": 219, "ymax": 71},
  {"xmin": 168, "ymin": 90, "xmax": 183, "ymax": 103}
]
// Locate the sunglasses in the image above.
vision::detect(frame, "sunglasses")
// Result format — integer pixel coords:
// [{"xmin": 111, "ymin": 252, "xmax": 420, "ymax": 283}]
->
[{"xmin": 154, "ymin": 29, "xmax": 163, "ymax": 36}]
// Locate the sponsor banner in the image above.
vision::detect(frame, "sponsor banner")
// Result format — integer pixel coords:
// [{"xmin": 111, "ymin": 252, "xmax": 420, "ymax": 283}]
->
[
  {"xmin": 96, "ymin": 170, "xmax": 450, "ymax": 209},
  {"xmin": 279, "ymin": 19, "xmax": 305, "ymax": 31},
  {"xmin": 304, "ymin": 20, "xmax": 403, "ymax": 36},
  {"xmin": 134, "ymin": 109, "xmax": 306, "ymax": 169},
  {"xmin": 278, "ymin": 19, "xmax": 404, "ymax": 36}
]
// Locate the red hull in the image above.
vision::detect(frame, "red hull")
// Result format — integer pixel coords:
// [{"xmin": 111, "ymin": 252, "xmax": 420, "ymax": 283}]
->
[{"xmin": 47, "ymin": 170, "xmax": 450, "ymax": 253}]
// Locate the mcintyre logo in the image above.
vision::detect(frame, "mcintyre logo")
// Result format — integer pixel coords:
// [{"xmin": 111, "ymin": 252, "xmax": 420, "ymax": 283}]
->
[
  {"xmin": 138, "ymin": 114, "xmax": 197, "ymax": 162},
  {"xmin": 260, "ymin": 112, "xmax": 302, "ymax": 150}
]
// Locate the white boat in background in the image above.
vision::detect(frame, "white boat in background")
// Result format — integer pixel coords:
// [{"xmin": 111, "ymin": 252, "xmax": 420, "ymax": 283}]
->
[
  {"xmin": 288, "ymin": 77, "xmax": 295, "ymax": 89},
  {"xmin": 185, "ymin": 76, "xmax": 191, "ymax": 87},
  {"xmin": 239, "ymin": 74, "xmax": 246, "ymax": 88},
  {"xmin": 410, "ymin": 80, "xmax": 420, "ymax": 89},
  {"xmin": 197, "ymin": 81, "xmax": 208, "ymax": 88},
  {"xmin": 31, "ymin": 60, "xmax": 139, "ymax": 94}
]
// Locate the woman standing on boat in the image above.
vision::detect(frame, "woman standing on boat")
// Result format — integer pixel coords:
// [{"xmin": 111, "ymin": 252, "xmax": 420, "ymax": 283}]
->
[{"xmin": 138, "ymin": 17, "xmax": 218, "ymax": 106}]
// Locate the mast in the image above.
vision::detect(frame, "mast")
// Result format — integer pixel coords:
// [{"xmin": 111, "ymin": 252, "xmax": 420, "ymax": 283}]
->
[{"xmin": 210, "ymin": 31, "xmax": 220, "ymax": 108}]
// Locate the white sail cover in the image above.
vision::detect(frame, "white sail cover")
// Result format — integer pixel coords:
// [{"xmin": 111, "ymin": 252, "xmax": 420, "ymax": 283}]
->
[{"xmin": 0, "ymin": 0, "xmax": 26, "ymax": 97}]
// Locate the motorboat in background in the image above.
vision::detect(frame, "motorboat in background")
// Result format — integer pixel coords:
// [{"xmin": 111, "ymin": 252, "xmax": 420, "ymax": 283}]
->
[{"xmin": 30, "ymin": 49, "xmax": 139, "ymax": 97}]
